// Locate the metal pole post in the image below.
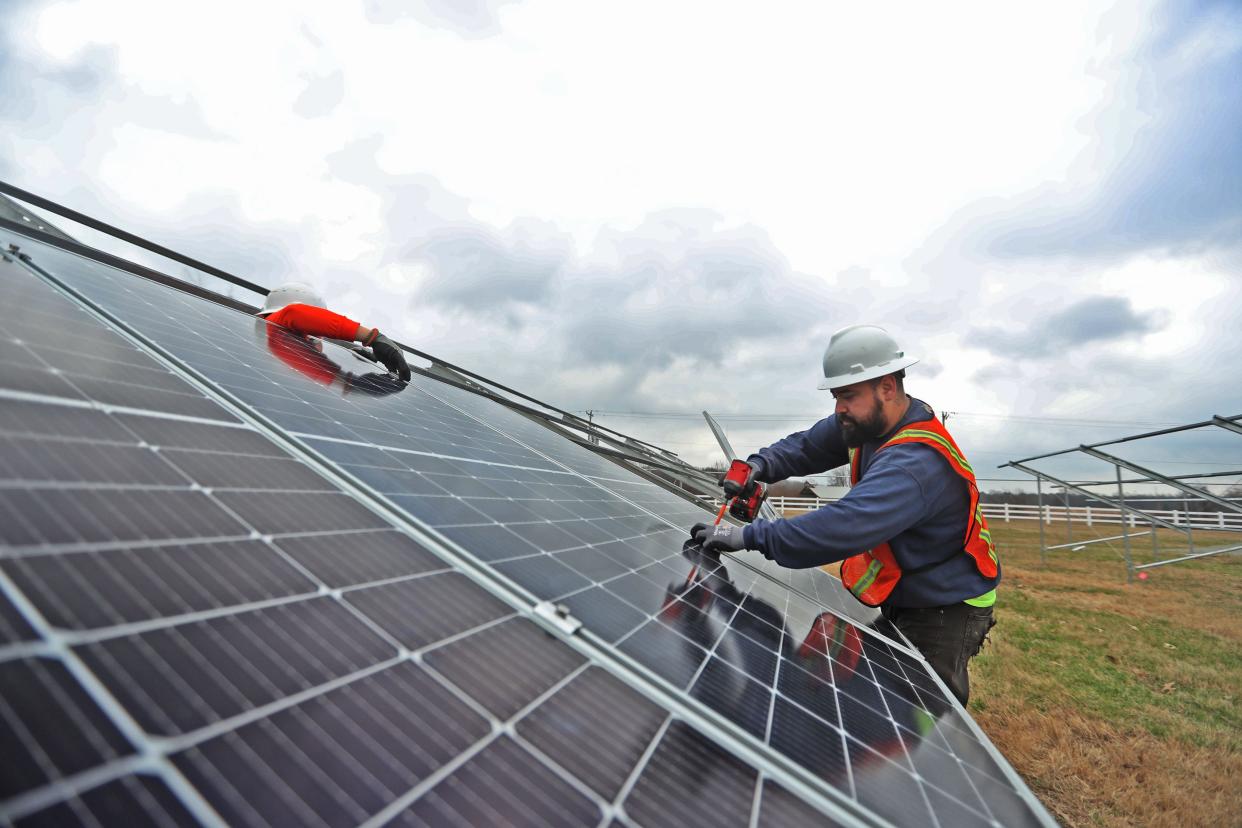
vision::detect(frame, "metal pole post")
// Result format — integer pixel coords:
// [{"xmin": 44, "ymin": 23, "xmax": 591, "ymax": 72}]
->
[
  {"xmin": 1065, "ymin": 486, "xmax": 1072, "ymax": 543},
  {"xmin": 1037, "ymin": 477, "xmax": 1046, "ymax": 566},
  {"xmin": 1186, "ymin": 498, "xmax": 1196, "ymax": 557},
  {"xmin": 1117, "ymin": 465, "xmax": 1133, "ymax": 583}
]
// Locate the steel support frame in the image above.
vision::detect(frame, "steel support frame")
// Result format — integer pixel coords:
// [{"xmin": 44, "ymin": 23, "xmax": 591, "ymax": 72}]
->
[
  {"xmin": 1213, "ymin": 415, "xmax": 1242, "ymax": 436},
  {"xmin": 1005, "ymin": 462, "xmax": 1186, "ymax": 534},
  {"xmin": 1006, "ymin": 416, "xmax": 1241, "ymax": 581},
  {"xmin": 1005, "ymin": 462, "xmax": 1192, "ymax": 581},
  {"xmin": 1078, "ymin": 446, "xmax": 1242, "ymax": 515}
]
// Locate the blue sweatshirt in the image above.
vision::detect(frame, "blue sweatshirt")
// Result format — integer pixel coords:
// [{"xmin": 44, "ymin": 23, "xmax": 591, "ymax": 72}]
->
[{"xmin": 742, "ymin": 398, "xmax": 1000, "ymax": 608}]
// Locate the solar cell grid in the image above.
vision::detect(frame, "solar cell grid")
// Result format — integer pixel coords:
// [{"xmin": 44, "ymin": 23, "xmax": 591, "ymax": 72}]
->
[
  {"xmin": 386, "ymin": 735, "xmax": 603, "ymax": 828},
  {"xmin": 13, "ymin": 774, "xmax": 200, "ymax": 828},
  {"xmin": 0, "ymin": 280, "xmax": 234, "ymax": 422},
  {"xmin": 515, "ymin": 665, "xmax": 670, "ymax": 802},
  {"xmin": 2, "ymin": 539, "xmax": 317, "ymax": 630},
  {"xmin": 0, "ymin": 233, "xmax": 1054, "ymax": 825},
  {"xmin": 171, "ymin": 661, "xmax": 493, "ymax": 828},
  {"xmin": 624, "ymin": 720, "xmax": 758, "ymax": 828},
  {"xmin": 0, "ymin": 657, "xmax": 134, "ymax": 801},
  {"xmin": 78, "ymin": 597, "xmax": 400, "ymax": 735},
  {"xmin": 4, "ymin": 251, "xmax": 874, "ymax": 826},
  {"xmin": 0, "ymin": 588, "xmax": 36, "ymax": 644},
  {"xmin": 270, "ymin": 529, "xmax": 447, "ymax": 588}
]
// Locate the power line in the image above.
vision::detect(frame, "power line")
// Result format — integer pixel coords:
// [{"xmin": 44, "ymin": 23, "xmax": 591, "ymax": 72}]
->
[
  {"xmin": 946, "ymin": 412, "xmax": 1186, "ymax": 428},
  {"xmin": 578, "ymin": 409, "xmax": 1191, "ymax": 428}
]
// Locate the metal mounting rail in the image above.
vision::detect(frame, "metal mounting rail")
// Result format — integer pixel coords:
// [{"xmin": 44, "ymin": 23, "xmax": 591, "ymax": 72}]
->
[
  {"xmin": 0, "ymin": 203, "xmax": 669, "ymax": 455},
  {"xmin": 1008, "ymin": 413, "xmax": 1242, "ymax": 464},
  {"xmin": 1045, "ymin": 531, "xmax": 1153, "ymax": 551},
  {"xmin": 1213, "ymin": 416, "xmax": 1242, "ymax": 436},
  {"xmin": 0, "ymin": 179, "xmax": 269, "ymax": 295},
  {"xmin": 1, "ymin": 217, "xmax": 260, "ymax": 314},
  {"xmin": 1077, "ymin": 446, "xmax": 1242, "ymax": 514},
  {"xmin": 1134, "ymin": 544, "xmax": 1242, "ymax": 569}
]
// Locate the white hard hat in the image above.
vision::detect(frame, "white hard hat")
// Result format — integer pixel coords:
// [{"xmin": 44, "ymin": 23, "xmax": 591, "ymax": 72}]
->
[
  {"xmin": 817, "ymin": 324, "xmax": 919, "ymax": 390},
  {"xmin": 257, "ymin": 282, "xmax": 326, "ymax": 316}
]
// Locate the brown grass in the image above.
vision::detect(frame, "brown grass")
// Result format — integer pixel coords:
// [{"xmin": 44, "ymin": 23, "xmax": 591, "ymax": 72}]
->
[{"xmin": 967, "ymin": 520, "xmax": 1242, "ymax": 827}]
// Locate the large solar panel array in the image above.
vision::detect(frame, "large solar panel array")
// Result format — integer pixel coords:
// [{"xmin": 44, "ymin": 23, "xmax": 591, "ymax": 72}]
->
[{"xmin": 0, "ymin": 228, "xmax": 1056, "ymax": 827}]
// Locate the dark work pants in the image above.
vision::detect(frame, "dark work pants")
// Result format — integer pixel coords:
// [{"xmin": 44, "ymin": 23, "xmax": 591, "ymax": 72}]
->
[{"xmin": 881, "ymin": 602, "xmax": 995, "ymax": 706}]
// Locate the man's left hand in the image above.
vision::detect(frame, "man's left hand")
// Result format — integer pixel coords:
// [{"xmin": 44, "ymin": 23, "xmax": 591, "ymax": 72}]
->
[{"xmin": 689, "ymin": 522, "xmax": 746, "ymax": 555}]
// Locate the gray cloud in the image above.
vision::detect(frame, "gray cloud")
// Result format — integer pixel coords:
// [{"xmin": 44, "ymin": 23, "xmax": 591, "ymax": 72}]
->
[
  {"xmin": 1, "ymin": 10, "xmax": 224, "ymax": 146},
  {"xmin": 326, "ymin": 134, "xmax": 472, "ymax": 224},
  {"xmin": 962, "ymin": 295, "xmax": 1242, "ymax": 485},
  {"xmin": 325, "ymin": 134, "xmax": 569, "ymax": 321},
  {"xmin": 293, "ymin": 70, "xmax": 345, "ymax": 118},
  {"xmin": 969, "ymin": 296, "xmax": 1166, "ymax": 359},
  {"xmin": 415, "ymin": 222, "xmax": 569, "ymax": 317},
  {"xmin": 363, "ymin": 0, "xmax": 521, "ymax": 38},
  {"xmin": 315, "ymin": 136, "xmax": 855, "ymax": 417},
  {"xmin": 559, "ymin": 210, "xmax": 841, "ymax": 370},
  {"xmin": 931, "ymin": 0, "xmax": 1242, "ymax": 264}
]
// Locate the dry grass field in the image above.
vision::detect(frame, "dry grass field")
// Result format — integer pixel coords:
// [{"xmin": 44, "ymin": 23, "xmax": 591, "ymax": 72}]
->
[{"xmin": 966, "ymin": 520, "xmax": 1242, "ymax": 827}]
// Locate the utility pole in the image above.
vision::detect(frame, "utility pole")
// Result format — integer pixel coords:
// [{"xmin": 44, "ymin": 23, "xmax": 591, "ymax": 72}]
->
[{"xmin": 584, "ymin": 410, "xmax": 599, "ymax": 445}]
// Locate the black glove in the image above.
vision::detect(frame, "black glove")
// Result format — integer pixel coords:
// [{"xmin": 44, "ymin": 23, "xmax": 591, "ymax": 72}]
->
[
  {"xmin": 368, "ymin": 333, "xmax": 411, "ymax": 381},
  {"xmin": 689, "ymin": 522, "xmax": 746, "ymax": 555},
  {"xmin": 720, "ymin": 461, "xmax": 761, "ymax": 499},
  {"xmin": 343, "ymin": 372, "xmax": 407, "ymax": 397}
]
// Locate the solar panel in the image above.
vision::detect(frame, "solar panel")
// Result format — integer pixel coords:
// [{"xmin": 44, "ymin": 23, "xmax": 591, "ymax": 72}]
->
[{"xmin": 0, "ymin": 232, "xmax": 1056, "ymax": 826}]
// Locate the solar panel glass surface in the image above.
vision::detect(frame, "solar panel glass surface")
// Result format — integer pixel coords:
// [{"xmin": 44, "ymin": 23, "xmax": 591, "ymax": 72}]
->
[
  {"xmin": 1, "ymin": 234, "xmax": 1052, "ymax": 826},
  {"xmin": 0, "ymin": 251, "xmax": 881, "ymax": 826}
]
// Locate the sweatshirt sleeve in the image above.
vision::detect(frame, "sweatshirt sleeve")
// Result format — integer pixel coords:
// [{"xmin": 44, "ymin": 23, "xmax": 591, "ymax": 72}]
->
[
  {"xmin": 745, "ymin": 416, "xmax": 849, "ymax": 482},
  {"xmin": 742, "ymin": 447, "xmax": 933, "ymax": 568},
  {"xmin": 265, "ymin": 304, "xmax": 361, "ymax": 341}
]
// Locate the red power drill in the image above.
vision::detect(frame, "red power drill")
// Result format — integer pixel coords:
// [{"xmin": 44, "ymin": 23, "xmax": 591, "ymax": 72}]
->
[{"xmin": 720, "ymin": 459, "xmax": 767, "ymax": 523}]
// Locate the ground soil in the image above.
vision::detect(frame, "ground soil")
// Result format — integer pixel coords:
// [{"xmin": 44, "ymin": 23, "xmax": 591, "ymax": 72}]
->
[{"xmin": 956, "ymin": 520, "xmax": 1241, "ymax": 827}]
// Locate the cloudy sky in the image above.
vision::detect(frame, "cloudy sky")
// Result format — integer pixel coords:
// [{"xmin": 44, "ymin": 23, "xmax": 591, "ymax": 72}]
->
[{"xmin": 2, "ymin": 0, "xmax": 1239, "ymax": 491}]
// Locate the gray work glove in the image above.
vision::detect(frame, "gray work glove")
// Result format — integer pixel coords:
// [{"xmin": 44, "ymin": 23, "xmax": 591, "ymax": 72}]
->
[
  {"xmin": 690, "ymin": 522, "xmax": 746, "ymax": 555},
  {"xmin": 368, "ymin": 333, "xmax": 411, "ymax": 381}
]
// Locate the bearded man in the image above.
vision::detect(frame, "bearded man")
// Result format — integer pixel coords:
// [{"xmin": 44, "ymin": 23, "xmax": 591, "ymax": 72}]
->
[{"xmin": 689, "ymin": 324, "xmax": 1000, "ymax": 705}]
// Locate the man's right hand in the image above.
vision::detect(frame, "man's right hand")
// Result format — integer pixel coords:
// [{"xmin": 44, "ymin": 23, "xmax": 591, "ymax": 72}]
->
[{"xmin": 721, "ymin": 460, "xmax": 760, "ymax": 499}]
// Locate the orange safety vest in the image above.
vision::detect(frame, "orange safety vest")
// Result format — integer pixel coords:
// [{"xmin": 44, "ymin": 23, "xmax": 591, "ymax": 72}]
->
[{"xmin": 839, "ymin": 416, "xmax": 998, "ymax": 606}]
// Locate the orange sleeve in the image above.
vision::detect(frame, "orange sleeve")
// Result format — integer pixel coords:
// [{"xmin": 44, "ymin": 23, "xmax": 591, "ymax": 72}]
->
[
  {"xmin": 265, "ymin": 304, "xmax": 361, "ymax": 341},
  {"xmin": 264, "ymin": 327, "xmax": 340, "ymax": 386}
]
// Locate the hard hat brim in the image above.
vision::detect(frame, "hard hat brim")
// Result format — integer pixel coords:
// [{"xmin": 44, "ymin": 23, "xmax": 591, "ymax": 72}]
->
[
  {"xmin": 818, "ymin": 355, "xmax": 919, "ymax": 390},
  {"xmin": 256, "ymin": 301, "xmax": 293, "ymax": 317}
]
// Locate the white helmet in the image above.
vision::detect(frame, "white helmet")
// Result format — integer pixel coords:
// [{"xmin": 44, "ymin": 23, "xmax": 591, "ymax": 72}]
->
[
  {"xmin": 257, "ymin": 282, "xmax": 326, "ymax": 316},
  {"xmin": 817, "ymin": 324, "xmax": 919, "ymax": 390}
]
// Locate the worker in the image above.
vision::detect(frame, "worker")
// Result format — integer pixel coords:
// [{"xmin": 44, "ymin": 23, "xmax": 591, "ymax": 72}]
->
[
  {"xmin": 256, "ymin": 282, "xmax": 411, "ymax": 382},
  {"xmin": 690, "ymin": 324, "xmax": 1000, "ymax": 705}
]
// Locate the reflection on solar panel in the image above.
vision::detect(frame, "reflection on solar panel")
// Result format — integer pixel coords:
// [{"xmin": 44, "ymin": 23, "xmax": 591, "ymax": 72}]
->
[{"xmin": 0, "ymin": 228, "xmax": 1056, "ymax": 826}]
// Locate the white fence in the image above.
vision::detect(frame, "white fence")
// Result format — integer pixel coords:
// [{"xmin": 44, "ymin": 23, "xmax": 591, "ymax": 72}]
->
[{"xmin": 765, "ymin": 497, "xmax": 1242, "ymax": 532}]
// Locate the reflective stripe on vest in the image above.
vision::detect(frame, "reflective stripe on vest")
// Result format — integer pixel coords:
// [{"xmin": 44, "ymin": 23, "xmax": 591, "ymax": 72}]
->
[{"xmin": 839, "ymin": 416, "xmax": 998, "ymax": 606}]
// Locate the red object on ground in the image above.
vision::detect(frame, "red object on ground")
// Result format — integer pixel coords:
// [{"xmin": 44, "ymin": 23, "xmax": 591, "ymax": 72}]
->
[{"xmin": 264, "ymin": 303, "xmax": 360, "ymax": 341}]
